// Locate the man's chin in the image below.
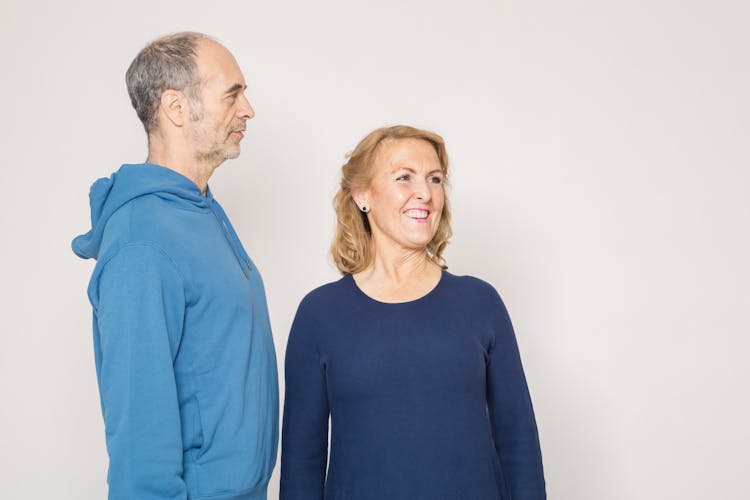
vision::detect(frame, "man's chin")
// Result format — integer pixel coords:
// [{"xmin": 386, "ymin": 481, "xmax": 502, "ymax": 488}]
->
[
  {"xmin": 198, "ymin": 146, "xmax": 241, "ymax": 166},
  {"xmin": 219, "ymin": 145, "xmax": 241, "ymax": 161}
]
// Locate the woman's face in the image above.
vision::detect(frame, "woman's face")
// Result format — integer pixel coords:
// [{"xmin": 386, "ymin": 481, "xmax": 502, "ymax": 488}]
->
[{"xmin": 357, "ymin": 138, "xmax": 445, "ymax": 257}]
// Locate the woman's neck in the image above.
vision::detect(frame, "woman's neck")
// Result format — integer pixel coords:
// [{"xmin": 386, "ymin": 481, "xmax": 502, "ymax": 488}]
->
[{"xmin": 353, "ymin": 250, "xmax": 442, "ymax": 303}]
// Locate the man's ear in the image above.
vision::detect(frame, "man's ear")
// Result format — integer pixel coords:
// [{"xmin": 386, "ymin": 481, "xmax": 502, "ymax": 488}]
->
[{"xmin": 159, "ymin": 89, "xmax": 188, "ymax": 127}]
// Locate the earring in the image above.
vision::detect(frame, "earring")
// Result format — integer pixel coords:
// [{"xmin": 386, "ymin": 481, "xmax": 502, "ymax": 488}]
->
[{"xmin": 360, "ymin": 205, "xmax": 369, "ymax": 213}]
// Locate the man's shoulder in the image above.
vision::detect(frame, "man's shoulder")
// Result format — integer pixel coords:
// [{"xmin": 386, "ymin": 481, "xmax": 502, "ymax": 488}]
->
[{"xmin": 98, "ymin": 194, "xmax": 193, "ymax": 259}]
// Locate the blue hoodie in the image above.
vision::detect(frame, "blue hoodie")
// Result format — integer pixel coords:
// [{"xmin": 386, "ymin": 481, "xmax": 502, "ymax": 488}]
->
[{"xmin": 73, "ymin": 163, "xmax": 279, "ymax": 500}]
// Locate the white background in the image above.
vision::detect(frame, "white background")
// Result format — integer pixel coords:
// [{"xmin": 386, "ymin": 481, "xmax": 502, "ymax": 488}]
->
[{"xmin": 1, "ymin": 1, "xmax": 748, "ymax": 499}]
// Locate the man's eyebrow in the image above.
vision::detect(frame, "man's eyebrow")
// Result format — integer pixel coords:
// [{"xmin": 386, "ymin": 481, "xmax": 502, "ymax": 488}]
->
[{"xmin": 225, "ymin": 83, "xmax": 247, "ymax": 95}]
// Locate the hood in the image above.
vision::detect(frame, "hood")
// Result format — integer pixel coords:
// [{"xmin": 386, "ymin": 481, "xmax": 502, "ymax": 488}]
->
[{"xmin": 72, "ymin": 163, "xmax": 210, "ymax": 260}]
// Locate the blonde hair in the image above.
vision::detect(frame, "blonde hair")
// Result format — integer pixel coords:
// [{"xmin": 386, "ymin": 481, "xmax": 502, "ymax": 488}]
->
[{"xmin": 331, "ymin": 125, "xmax": 452, "ymax": 274}]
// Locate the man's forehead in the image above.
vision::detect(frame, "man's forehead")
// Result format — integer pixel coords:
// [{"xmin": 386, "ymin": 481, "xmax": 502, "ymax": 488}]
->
[{"xmin": 195, "ymin": 39, "xmax": 245, "ymax": 87}]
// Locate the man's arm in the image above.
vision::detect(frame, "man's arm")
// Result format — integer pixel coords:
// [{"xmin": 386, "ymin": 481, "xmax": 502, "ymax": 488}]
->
[{"xmin": 95, "ymin": 243, "xmax": 187, "ymax": 500}]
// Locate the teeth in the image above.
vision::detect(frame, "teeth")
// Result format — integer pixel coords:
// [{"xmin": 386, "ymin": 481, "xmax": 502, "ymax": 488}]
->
[{"xmin": 404, "ymin": 209, "xmax": 429, "ymax": 219}]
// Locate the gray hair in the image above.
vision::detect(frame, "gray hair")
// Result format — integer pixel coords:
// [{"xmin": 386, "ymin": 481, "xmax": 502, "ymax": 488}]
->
[{"xmin": 125, "ymin": 31, "xmax": 211, "ymax": 133}]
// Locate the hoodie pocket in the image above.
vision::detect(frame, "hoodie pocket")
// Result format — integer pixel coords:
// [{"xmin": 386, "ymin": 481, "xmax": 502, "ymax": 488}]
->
[
  {"xmin": 181, "ymin": 395, "xmax": 205, "ymax": 456},
  {"xmin": 181, "ymin": 395, "xmax": 206, "ymax": 494}
]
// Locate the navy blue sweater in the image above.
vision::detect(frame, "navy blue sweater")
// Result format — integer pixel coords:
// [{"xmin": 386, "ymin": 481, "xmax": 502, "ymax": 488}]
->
[{"xmin": 281, "ymin": 272, "xmax": 545, "ymax": 500}]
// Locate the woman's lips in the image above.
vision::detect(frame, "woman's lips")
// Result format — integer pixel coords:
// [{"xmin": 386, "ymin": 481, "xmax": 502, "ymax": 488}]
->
[{"xmin": 404, "ymin": 209, "xmax": 430, "ymax": 222}]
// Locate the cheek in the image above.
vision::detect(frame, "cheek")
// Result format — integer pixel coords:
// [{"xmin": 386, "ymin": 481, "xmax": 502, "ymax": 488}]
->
[
  {"xmin": 393, "ymin": 190, "xmax": 409, "ymax": 204},
  {"xmin": 433, "ymin": 187, "xmax": 445, "ymax": 209},
  {"xmin": 373, "ymin": 186, "xmax": 408, "ymax": 207}
]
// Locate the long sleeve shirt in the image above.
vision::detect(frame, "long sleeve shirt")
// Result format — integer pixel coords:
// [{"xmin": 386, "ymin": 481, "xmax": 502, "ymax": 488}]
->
[{"xmin": 281, "ymin": 272, "xmax": 545, "ymax": 500}]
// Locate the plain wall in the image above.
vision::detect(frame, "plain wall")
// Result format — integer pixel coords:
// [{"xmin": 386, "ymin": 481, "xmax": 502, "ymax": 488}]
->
[{"xmin": 1, "ymin": 1, "xmax": 748, "ymax": 499}]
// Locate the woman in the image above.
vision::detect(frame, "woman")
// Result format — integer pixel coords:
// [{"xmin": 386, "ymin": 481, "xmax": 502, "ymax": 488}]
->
[{"xmin": 281, "ymin": 125, "xmax": 546, "ymax": 500}]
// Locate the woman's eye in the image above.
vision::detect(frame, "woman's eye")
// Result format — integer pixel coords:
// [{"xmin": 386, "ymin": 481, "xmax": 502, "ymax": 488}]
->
[
  {"xmin": 396, "ymin": 174, "xmax": 410, "ymax": 182},
  {"xmin": 430, "ymin": 176, "xmax": 443, "ymax": 184}
]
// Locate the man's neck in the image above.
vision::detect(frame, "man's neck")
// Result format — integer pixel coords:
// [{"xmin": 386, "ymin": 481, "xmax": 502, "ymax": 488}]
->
[{"xmin": 147, "ymin": 140, "xmax": 215, "ymax": 195}]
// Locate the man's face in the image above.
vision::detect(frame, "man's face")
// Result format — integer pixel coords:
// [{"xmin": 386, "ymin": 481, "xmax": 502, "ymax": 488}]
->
[{"xmin": 187, "ymin": 40, "xmax": 254, "ymax": 166}]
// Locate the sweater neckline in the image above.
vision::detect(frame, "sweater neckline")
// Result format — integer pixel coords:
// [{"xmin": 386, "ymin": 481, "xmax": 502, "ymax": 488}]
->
[{"xmin": 345, "ymin": 271, "xmax": 447, "ymax": 306}]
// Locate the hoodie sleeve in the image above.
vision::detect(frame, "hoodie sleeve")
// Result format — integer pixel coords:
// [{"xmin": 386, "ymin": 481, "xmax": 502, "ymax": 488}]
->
[
  {"xmin": 94, "ymin": 243, "xmax": 187, "ymax": 500},
  {"xmin": 485, "ymin": 289, "xmax": 546, "ymax": 500}
]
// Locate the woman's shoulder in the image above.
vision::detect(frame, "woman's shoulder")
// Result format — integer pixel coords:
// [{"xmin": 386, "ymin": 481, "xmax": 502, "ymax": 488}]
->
[
  {"xmin": 290, "ymin": 275, "xmax": 360, "ymax": 337},
  {"xmin": 441, "ymin": 271, "xmax": 503, "ymax": 301},
  {"xmin": 296, "ymin": 274, "xmax": 353, "ymax": 313},
  {"xmin": 441, "ymin": 272, "xmax": 513, "ymax": 328}
]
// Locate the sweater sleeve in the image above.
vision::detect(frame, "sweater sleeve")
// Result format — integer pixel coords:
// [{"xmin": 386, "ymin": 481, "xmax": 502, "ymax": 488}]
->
[
  {"xmin": 280, "ymin": 301, "xmax": 329, "ymax": 500},
  {"xmin": 94, "ymin": 244, "xmax": 187, "ymax": 500},
  {"xmin": 486, "ymin": 290, "xmax": 546, "ymax": 499}
]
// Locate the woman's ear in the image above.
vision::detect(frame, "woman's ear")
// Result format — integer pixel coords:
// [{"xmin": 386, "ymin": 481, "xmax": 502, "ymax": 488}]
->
[{"xmin": 351, "ymin": 189, "xmax": 369, "ymax": 213}]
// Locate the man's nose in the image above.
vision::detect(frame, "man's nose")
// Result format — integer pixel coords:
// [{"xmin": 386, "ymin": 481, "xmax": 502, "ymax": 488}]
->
[{"xmin": 237, "ymin": 93, "xmax": 255, "ymax": 120}]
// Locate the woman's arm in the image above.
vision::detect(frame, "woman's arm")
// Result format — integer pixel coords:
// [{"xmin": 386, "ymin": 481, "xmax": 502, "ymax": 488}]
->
[
  {"xmin": 486, "ymin": 290, "xmax": 547, "ymax": 499},
  {"xmin": 280, "ymin": 303, "xmax": 330, "ymax": 500}
]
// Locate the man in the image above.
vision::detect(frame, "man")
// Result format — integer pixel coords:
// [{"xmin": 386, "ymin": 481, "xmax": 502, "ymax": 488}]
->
[{"xmin": 72, "ymin": 32, "xmax": 278, "ymax": 500}]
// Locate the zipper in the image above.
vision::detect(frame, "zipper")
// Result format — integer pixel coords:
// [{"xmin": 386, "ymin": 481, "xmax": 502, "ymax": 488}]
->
[{"xmin": 211, "ymin": 208, "xmax": 250, "ymax": 279}]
